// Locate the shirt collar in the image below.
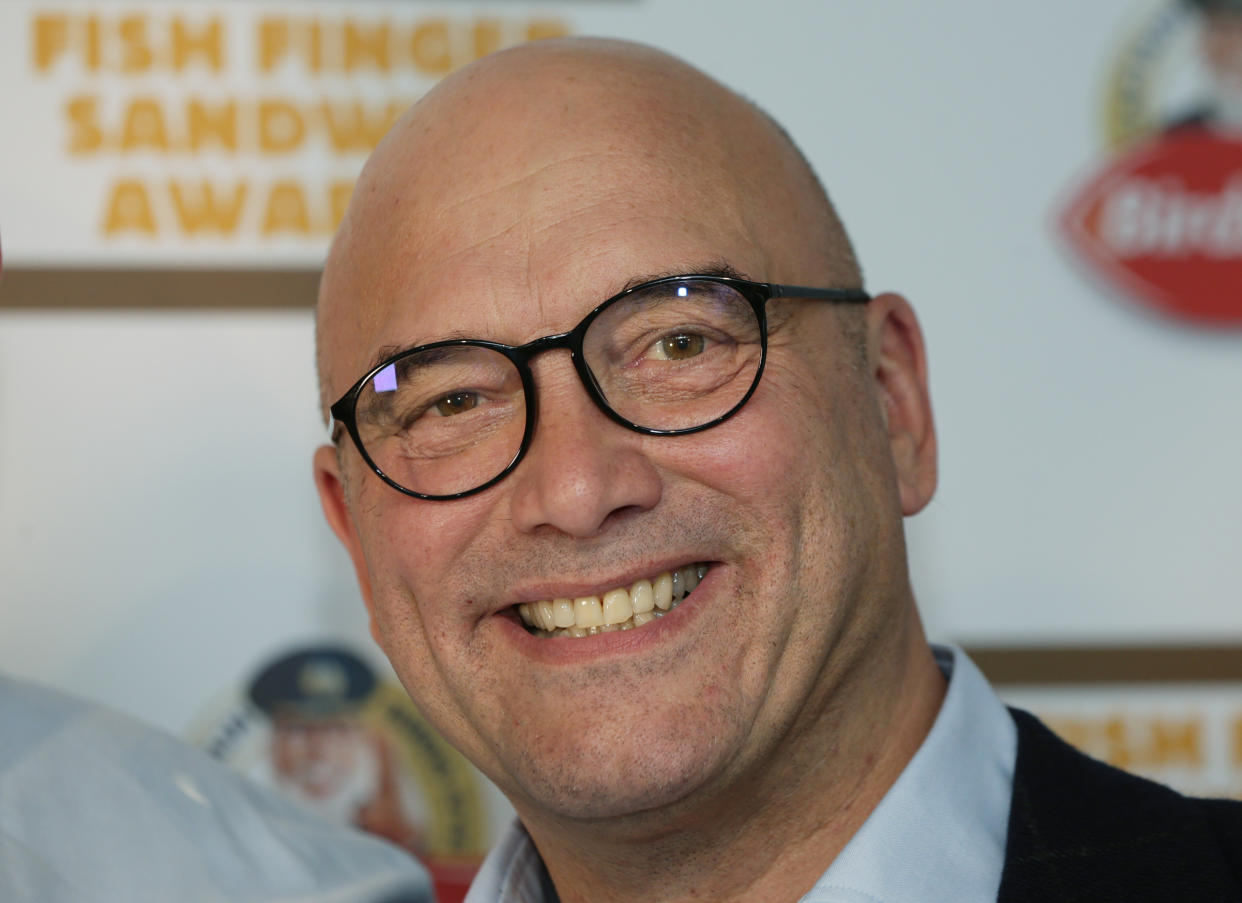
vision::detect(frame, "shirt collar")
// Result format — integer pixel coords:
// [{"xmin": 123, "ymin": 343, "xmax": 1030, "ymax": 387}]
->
[
  {"xmin": 464, "ymin": 818, "xmax": 555, "ymax": 903},
  {"xmin": 466, "ymin": 645, "xmax": 1016, "ymax": 903},
  {"xmin": 802, "ymin": 645, "xmax": 1017, "ymax": 903}
]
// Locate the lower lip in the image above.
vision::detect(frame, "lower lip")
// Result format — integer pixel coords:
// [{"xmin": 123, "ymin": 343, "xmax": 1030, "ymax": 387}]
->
[{"xmin": 498, "ymin": 568, "xmax": 716, "ymax": 665}]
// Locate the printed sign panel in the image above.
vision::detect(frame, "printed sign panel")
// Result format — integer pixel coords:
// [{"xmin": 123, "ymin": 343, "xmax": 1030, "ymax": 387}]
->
[
  {"xmin": 1057, "ymin": 0, "xmax": 1242, "ymax": 326},
  {"xmin": 1, "ymin": 4, "xmax": 1238, "ymax": 856},
  {"xmin": 982, "ymin": 646, "xmax": 1242, "ymax": 799},
  {"xmin": 1005, "ymin": 687, "xmax": 1242, "ymax": 799},
  {"xmin": 0, "ymin": 2, "xmax": 570, "ymax": 266}
]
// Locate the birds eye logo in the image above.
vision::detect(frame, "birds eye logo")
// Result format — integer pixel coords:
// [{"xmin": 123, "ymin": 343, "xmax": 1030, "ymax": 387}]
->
[
  {"xmin": 189, "ymin": 644, "xmax": 491, "ymax": 903},
  {"xmin": 1059, "ymin": 0, "xmax": 1242, "ymax": 325}
]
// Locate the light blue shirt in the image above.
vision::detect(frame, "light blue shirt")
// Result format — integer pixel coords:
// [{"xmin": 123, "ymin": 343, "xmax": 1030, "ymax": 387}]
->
[
  {"xmin": 464, "ymin": 646, "xmax": 1017, "ymax": 903},
  {"xmin": 0, "ymin": 674, "xmax": 433, "ymax": 903}
]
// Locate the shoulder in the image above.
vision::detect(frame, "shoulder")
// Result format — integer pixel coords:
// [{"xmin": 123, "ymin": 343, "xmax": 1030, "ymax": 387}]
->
[
  {"xmin": 999, "ymin": 707, "xmax": 1242, "ymax": 903},
  {"xmin": 0, "ymin": 673, "xmax": 433, "ymax": 903},
  {"xmin": 1198, "ymin": 796, "xmax": 1242, "ymax": 879}
]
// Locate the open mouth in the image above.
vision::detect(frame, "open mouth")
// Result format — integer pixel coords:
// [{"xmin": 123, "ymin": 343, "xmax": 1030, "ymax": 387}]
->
[{"xmin": 516, "ymin": 563, "xmax": 710, "ymax": 638}]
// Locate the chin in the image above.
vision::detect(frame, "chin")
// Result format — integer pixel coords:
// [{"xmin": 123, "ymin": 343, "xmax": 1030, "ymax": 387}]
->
[
  {"xmin": 520, "ymin": 759, "xmax": 716, "ymax": 824},
  {"xmin": 505, "ymin": 701, "xmax": 745, "ymax": 824}
]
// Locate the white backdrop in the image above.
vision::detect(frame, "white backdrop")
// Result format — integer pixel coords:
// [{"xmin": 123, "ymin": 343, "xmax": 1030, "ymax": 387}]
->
[{"xmin": 1, "ymin": 0, "xmax": 1239, "ymax": 743}]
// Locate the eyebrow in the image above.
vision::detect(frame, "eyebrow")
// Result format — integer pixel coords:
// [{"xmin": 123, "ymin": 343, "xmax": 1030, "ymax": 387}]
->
[
  {"xmin": 366, "ymin": 331, "xmax": 475, "ymax": 375},
  {"xmin": 362, "ymin": 260, "xmax": 755, "ymax": 373},
  {"xmin": 619, "ymin": 260, "xmax": 752, "ymax": 292}
]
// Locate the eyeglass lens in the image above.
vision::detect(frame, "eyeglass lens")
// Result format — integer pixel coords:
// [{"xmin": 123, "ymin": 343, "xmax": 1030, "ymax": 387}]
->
[{"xmin": 350, "ymin": 278, "xmax": 764, "ymax": 498}]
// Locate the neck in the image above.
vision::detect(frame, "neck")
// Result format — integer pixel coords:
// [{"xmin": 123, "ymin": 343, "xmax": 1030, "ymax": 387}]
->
[{"xmin": 517, "ymin": 615, "xmax": 947, "ymax": 903}]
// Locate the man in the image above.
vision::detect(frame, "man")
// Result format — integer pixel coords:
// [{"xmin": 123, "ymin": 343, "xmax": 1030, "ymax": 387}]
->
[
  {"xmin": 1168, "ymin": 0, "xmax": 1242, "ymax": 134},
  {"xmin": 248, "ymin": 646, "xmax": 424, "ymax": 852},
  {"xmin": 313, "ymin": 38, "xmax": 1242, "ymax": 902}
]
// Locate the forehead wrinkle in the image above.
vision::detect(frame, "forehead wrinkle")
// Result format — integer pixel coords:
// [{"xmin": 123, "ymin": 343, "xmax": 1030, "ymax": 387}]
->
[
  {"xmin": 411, "ymin": 160, "xmax": 749, "ymax": 277},
  {"xmin": 426, "ymin": 148, "xmax": 638, "ymax": 218},
  {"xmin": 399, "ymin": 165, "xmax": 755, "ymax": 304},
  {"xmin": 382, "ymin": 157, "xmax": 635, "ymax": 276}
]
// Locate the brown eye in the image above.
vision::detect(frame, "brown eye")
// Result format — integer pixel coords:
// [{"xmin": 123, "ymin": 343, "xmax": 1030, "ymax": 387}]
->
[
  {"xmin": 656, "ymin": 333, "xmax": 706, "ymax": 360},
  {"xmin": 435, "ymin": 392, "xmax": 478, "ymax": 416}
]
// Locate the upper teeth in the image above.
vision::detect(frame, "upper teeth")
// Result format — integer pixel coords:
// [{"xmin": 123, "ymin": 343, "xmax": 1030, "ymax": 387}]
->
[{"xmin": 517, "ymin": 564, "xmax": 708, "ymax": 637}]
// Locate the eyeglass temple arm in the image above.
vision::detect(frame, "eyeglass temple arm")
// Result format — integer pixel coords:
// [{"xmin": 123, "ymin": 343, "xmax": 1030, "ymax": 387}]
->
[{"xmin": 768, "ymin": 284, "xmax": 871, "ymax": 303}]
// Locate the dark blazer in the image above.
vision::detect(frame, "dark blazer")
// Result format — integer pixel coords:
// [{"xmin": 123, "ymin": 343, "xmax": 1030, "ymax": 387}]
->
[{"xmin": 999, "ymin": 709, "xmax": 1242, "ymax": 902}]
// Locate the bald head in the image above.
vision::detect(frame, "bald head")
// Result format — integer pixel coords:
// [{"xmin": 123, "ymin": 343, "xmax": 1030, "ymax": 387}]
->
[{"xmin": 317, "ymin": 37, "xmax": 862, "ymax": 417}]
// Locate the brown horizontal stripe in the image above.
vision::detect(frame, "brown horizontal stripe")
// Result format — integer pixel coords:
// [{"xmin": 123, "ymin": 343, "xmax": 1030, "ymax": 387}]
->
[
  {"xmin": 0, "ymin": 268, "xmax": 321, "ymax": 309},
  {"xmin": 966, "ymin": 645, "xmax": 1242, "ymax": 685}
]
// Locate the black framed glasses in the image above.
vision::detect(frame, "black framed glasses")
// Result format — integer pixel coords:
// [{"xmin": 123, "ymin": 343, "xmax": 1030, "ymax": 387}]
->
[{"xmin": 330, "ymin": 274, "xmax": 869, "ymax": 500}]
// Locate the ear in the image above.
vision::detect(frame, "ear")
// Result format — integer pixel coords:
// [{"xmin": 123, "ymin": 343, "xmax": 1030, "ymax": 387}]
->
[
  {"xmin": 313, "ymin": 445, "xmax": 382, "ymax": 644},
  {"xmin": 864, "ymin": 293, "xmax": 937, "ymax": 516}
]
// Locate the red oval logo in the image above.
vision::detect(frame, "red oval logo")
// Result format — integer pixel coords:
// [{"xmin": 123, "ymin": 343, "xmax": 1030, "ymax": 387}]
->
[{"xmin": 1060, "ymin": 133, "xmax": 1242, "ymax": 325}]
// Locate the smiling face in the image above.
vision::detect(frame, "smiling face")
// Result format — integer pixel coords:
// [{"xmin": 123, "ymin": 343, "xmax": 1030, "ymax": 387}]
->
[{"xmin": 314, "ymin": 40, "xmax": 937, "ymax": 832}]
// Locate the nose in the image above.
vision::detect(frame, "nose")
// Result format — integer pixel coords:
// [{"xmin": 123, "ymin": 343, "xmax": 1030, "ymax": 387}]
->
[{"xmin": 507, "ymin": 355, "xmax": 662, "ymax": 537}]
